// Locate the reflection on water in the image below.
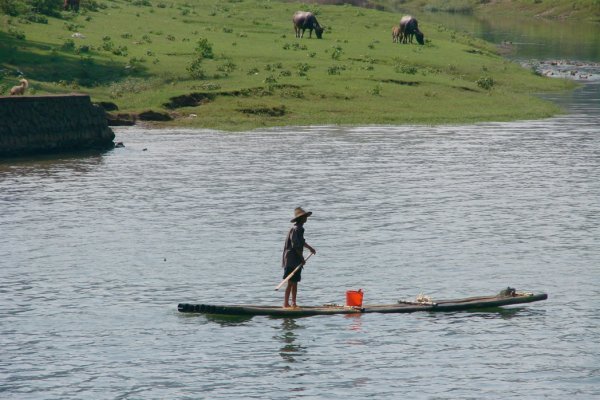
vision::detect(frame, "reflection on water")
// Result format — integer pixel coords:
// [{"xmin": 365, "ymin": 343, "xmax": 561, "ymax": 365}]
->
[
  {"xmin": 0, "ymin": 149, "xmax": 108, "ymax": 170},
  {"xmin": 460, "ymin": 306, "xmax": 528, "ymax": 320},
  {"xmin": 203, "ymin": 314, "xmax": 254, "ymax": 326},
  {"xmin": 345, "ymin": 313, "xmax": 363, "ymax": 332},
  {"xmin": 275, "ymin": 319, "xmax": 307, "ymax": 363}
]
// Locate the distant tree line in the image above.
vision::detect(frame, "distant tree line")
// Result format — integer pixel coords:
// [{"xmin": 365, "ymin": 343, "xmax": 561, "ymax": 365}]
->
[{"xmin": 0, "ymin": 0, "xmax": 102, "ymax": 18}]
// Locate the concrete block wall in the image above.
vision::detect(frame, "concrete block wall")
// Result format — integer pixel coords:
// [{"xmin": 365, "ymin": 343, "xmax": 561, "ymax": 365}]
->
[{"xmin": 0, "ymin": 94, "xmax": 115, "ymax": 157}]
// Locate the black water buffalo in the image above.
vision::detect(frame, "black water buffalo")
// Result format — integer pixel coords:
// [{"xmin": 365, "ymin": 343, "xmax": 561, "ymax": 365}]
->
[
  {"xmin": 293, "ymin": 11, "xmax": 324, "ymax": 39},
  {"xmin": 399, "ymin": 15, "xmax": 424, "ymax": 45}
]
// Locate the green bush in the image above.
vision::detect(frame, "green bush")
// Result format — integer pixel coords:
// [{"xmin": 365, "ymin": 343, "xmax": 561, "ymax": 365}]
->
[
  {"xmin": 195, "ymin": 38, "xmax": 214, "ymax": 59},
  {"xmin": 370, "ymin": 83, "xmax": 382, "ymax": 96},
  {"xmin": 187, "ymin": 57, "xmax": 206, "ymax": 79},
  {"xmin": 200, "ymin": 82, "xmax": 221, "ymax": 90},
  {"xmin": 264, "ymin": 63, "xmax": 283, "ymax": 71},
  {"xmin": 476, "ymin": 76, "xmax": 495, "ymax": 90},
  {"xmin": 394, "ymin": 61, "xmax": 418, "ymax": 75},
  {"xmin": 280, "ymin": 88, "xmax": 304, "ymax": 98},
  {"xmin": 217, "ymin": 60, "xmax": 236, "ymax": 73},
  {"xmin": 327, "ymin": 65, "xmax": 345, "ymax": 75},
  {"xmin": 8, "ymin": 27, "xmax": 26, "ymax": 39},
  {"xmin": 291, "ymin": 42, "xmax": 307, "ymax": 51},
  {"xmin": 81, "ymin": 0, "xmax": 105, "ymax": 11},
  {"xmin": 0, "ymin": 0, "xmax": 29, "ymax": 16},
  {"xmin": 61, "ymin": 38, "xmax": 76, "ymax": 51},
  {"xmin": 331, "ymin": 45, "xmax": 343, "ymax": 60},
  {"xmin": 263, "ymin": 74, "xmax": 277, "ymax": 85},
  {"xmin": 112, "ymin": 45, "xmax": 128, "ymax": 56},
  {"xmin": 101, "ymin": 39, "xmax": 114, "ymax": 51},
  {"xmin": 29, "ymin": 0, "xmax": 62, "ymax": 17},
  {"xmin": 24, "ymin": 12, "xmax": 48, "ymax": 23},
  {"xmin": 64, "ymin": 22, "xmax": 81, "ymax": 31},
  {"xmin": 109, "ymin": 78, "xmax": 153, "ymax": 99},
  {"xmin": 131, "ymin": 0, "xmax": 152, "ymax": 6},
  {"xmin": 296, "ymin": 62, "xmax": 311, "ymax": 77}
]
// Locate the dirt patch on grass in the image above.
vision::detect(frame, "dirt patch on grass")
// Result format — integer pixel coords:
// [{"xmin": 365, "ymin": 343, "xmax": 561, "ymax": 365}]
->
[
  {"xmin": 377, "ymin": 79, "xmax": 420, "ymax": 86},
  {"xmin": 237, "ymin": 105, "xmax": 286, "ymax": 117},
  {"xmin": 163, "ymin": 93, "xmax": 216, "ymax": 109},
  {"xmin": 453, "ymin": 86, "xmax": 479, "ymax": 92},
  {"xmin": 96, "ymin": 101, "xmax": 119, "ymax": 111},
  {"xmin": 138, "ymin": 110, "xmax": 173, "ymax": 121},
  {"xmin": 164, "ymin": 85, "xmax": 303, "ymax": 109},
  {"xmin": 219, "ymin": 87, "xmax": 272, "ymax": 98},
  {"xmin": 106, "ymin": 113, "xmax": 136, "ymax": 126}
]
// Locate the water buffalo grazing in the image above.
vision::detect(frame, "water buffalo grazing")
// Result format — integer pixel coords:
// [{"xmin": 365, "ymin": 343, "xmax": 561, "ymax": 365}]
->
[
  {"xmin": 293, "ymin": 11, "xmax": 324, "ymax": 39},
  {"xmin": 392, "ymin": 25, "xmax": 402, "ymax": 43},
  {"xmin": 399, "ymin": 15, "xmax": 424, "ymax": 45}
]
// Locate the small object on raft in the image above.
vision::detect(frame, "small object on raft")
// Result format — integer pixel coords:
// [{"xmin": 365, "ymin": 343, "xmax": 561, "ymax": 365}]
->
[
  {"xmin": 415, "ymin": 293, "xmax": 434, "ymax": 305},
  {"xmin": 178, "ymin": 290, "xmax": 548, "ymax": 317}
]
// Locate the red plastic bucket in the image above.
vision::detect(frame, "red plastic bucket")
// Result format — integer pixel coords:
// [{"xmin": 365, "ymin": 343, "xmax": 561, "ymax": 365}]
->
[{"xmin": 346, "ymin": 289, "xmax": 364, "ymax": 307}]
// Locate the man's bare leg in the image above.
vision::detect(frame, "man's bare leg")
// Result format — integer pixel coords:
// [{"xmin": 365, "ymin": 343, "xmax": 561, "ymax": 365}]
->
[
  {"xmin": 291, "ymin": 282, "xmax": 298, "ymax": 307},
  {"xmin": 284, "ymin": 282, "xmax": 292, "ymax": 308}
]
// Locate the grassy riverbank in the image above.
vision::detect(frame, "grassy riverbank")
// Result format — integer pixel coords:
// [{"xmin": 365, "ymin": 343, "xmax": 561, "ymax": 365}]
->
[
  {"xmin": 1, "ymin": 0, "xmax": 575, "ymax": 130},
  {"xmin": 390, "ymin": 0, "xmax": 600, "ymax": 22}
]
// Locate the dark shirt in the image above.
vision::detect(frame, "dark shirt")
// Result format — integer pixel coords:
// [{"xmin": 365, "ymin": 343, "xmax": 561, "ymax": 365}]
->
[{"xmin": 282, "ymin": 223, "xmax": 305, "ymax": 269}]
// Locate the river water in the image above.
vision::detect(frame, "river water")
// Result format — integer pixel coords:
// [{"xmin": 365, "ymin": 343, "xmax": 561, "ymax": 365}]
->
[{"xmin": 2, "ymin": 16, "xmax": 600, "ymax": 400}]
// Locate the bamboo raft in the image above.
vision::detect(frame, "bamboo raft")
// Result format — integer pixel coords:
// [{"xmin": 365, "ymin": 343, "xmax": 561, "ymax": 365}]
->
[{"xmin": 178, "ymin": 290, "xmax": 548, "ymax": 317}]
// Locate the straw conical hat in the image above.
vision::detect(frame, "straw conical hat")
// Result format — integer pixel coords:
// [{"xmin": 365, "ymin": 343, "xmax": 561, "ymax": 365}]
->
[{"xmin": 291, "ymin": 207, "xmax": 312, "ymax": 222}]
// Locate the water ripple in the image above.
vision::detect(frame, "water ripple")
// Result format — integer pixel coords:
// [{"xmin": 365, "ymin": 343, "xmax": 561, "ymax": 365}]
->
[{"xmin": 1, "ymin": 84, "xmax": 599, "ymax": 399}]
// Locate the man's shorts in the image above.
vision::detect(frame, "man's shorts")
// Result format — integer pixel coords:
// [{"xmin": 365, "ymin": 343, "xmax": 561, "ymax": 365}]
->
[{"xmin": 283, "ymin": 265, "xmax": 302, "ymax": 283}]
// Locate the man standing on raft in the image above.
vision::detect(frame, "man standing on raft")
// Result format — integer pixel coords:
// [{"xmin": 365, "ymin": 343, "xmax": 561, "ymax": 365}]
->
[{"xmin": 282, "ymin": 207, "xmax": 316, "ymax": 308}]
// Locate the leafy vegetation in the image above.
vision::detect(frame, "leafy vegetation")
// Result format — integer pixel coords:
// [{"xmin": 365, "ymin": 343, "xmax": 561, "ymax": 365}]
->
[{"xmin": 0, "ymin": 0, "xmax": 576, "ymax": 130}]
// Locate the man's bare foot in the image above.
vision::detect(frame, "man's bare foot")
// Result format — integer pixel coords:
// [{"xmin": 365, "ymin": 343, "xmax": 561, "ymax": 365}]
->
[
  {"xmin": 283, "ymin": 304, "xmax": 291, "ymax": 308},
  {"xmin": 292, "ymin": 303, "xmax": 299, "ymax": 308}
]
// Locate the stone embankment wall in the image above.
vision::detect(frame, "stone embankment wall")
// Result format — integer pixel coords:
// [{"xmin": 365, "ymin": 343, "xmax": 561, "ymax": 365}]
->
[{"xmin": 0, "ymin": 94, "xmax": 115, "ymax": 157}]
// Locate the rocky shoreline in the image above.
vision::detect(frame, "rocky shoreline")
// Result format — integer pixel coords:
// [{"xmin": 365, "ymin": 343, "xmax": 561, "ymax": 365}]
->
[{"xmin": 524, "ymin": 60, "xmax": 600, "ymax": 82}]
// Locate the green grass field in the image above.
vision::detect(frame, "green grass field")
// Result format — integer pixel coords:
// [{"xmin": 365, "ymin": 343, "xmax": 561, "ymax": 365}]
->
[{"xmin": 0, "ymin": 0, "xmax": 576, "ymax": 130}]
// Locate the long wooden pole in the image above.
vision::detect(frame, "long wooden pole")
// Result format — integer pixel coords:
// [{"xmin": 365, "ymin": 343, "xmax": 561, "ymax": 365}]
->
[{"xmin": 274, "ymin": 253, "xmax": 313, "ymax": 291}]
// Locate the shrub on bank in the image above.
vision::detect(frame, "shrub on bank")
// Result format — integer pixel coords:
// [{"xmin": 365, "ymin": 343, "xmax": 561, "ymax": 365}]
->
[{"xmin": 476, "ymin": 76, "xmax": 495, "ymax": 90}]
